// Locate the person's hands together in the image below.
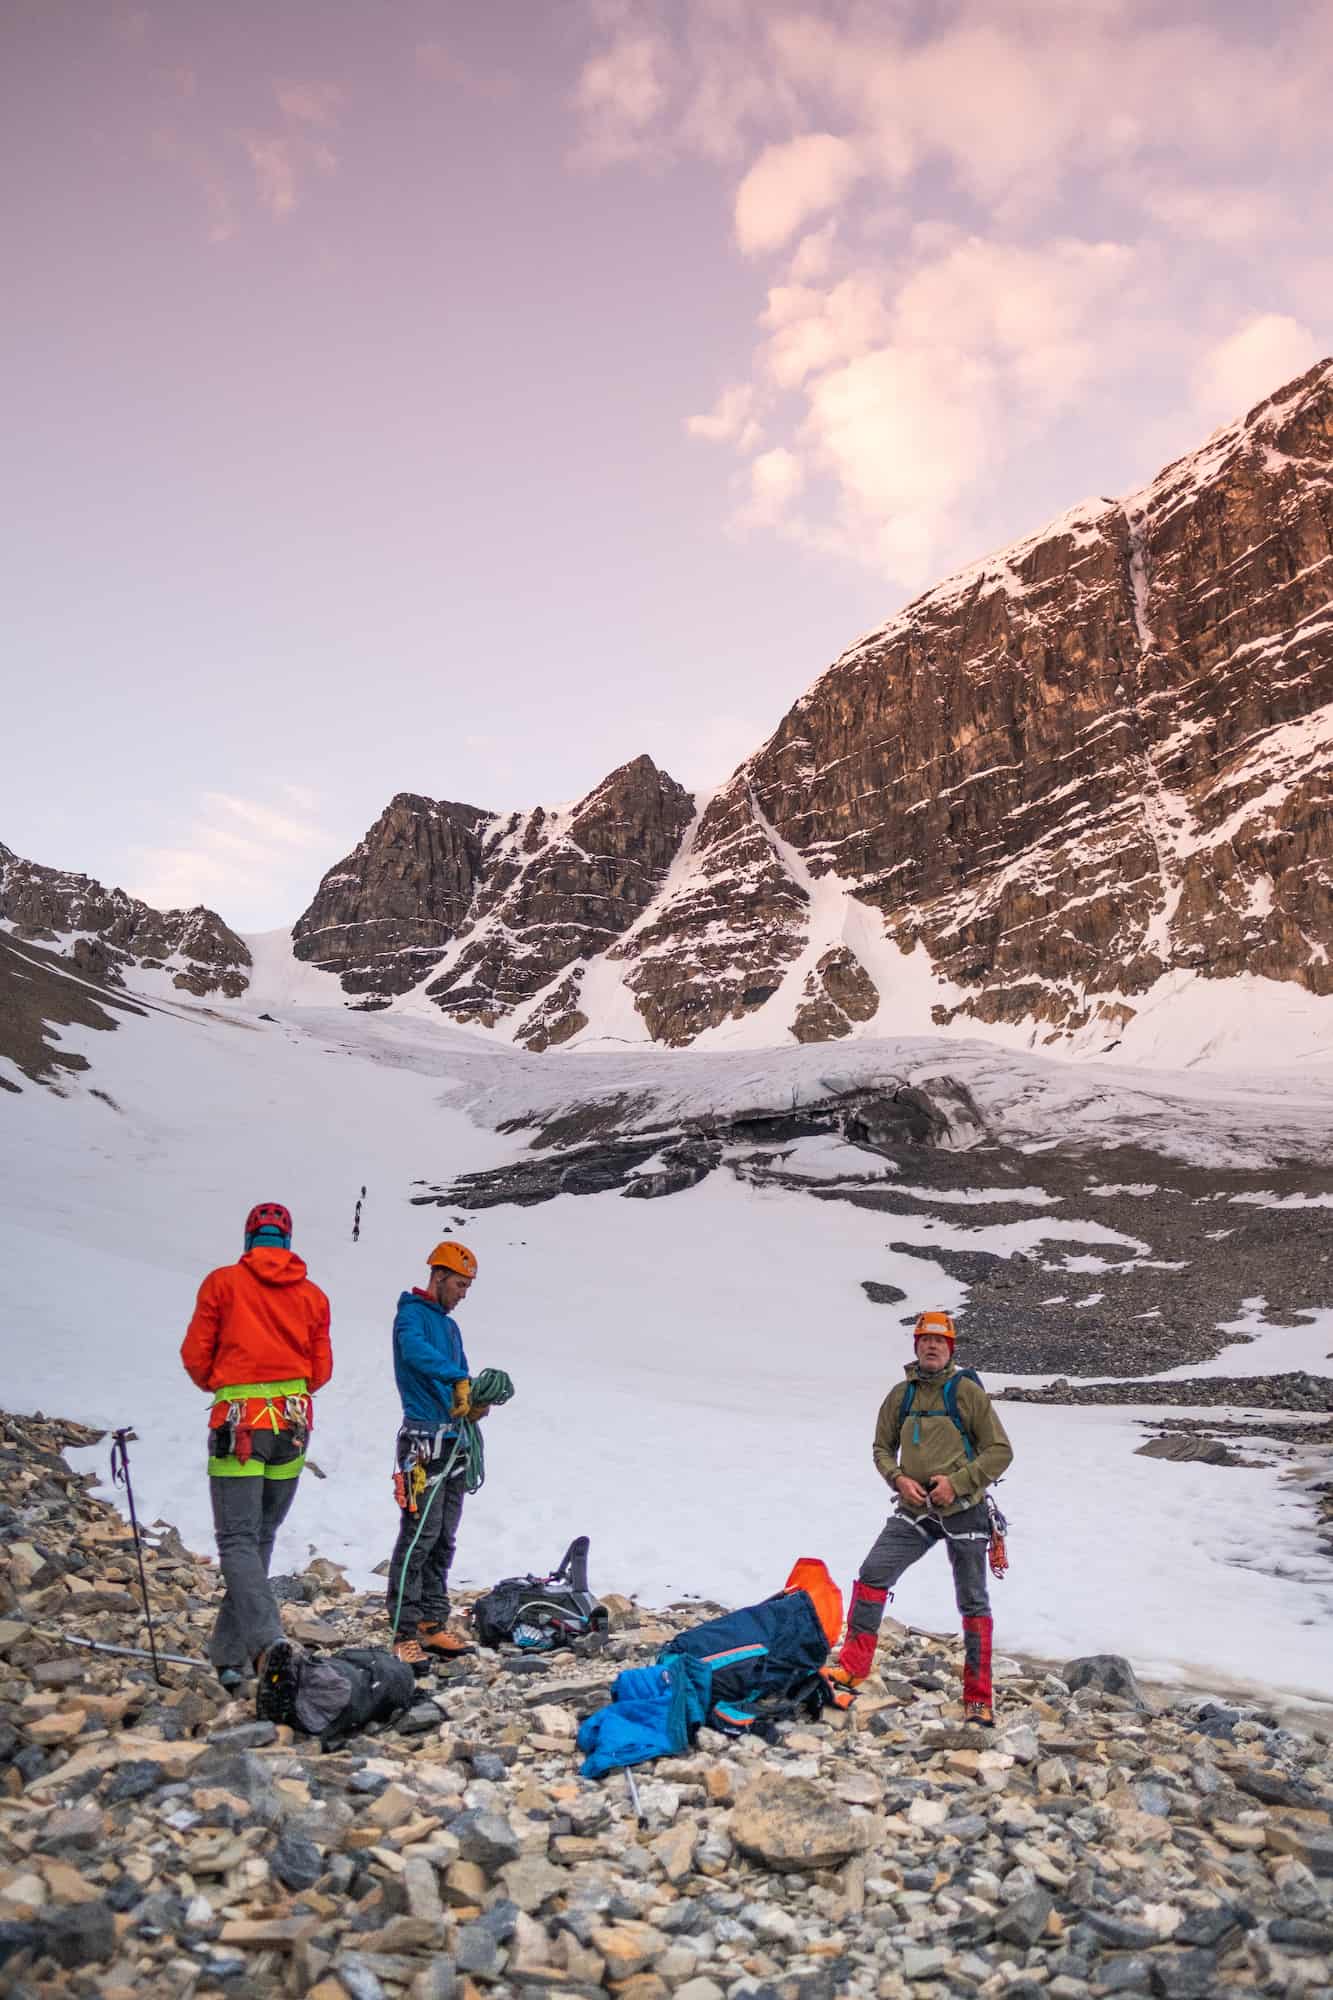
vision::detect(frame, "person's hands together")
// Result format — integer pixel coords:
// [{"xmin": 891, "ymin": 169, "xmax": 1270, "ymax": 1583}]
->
[{"xmin": 895, "ymin": 1475, "xmax": 928, "ymax": 1506}]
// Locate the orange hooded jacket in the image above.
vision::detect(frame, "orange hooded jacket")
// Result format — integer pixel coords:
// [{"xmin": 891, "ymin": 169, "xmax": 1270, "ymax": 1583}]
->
[{"xmin": 181, "ymin": 1248, "xmax": 332, "ymax": 1397}]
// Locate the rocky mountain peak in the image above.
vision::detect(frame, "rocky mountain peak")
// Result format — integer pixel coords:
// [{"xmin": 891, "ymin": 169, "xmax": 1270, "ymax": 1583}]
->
[
  {"xmin": 290, "ymin": 793, "xmax": 492, "ymax": 998},
  {"xmin": 290, "ymin": 757, "xmax": 696, "ymax": 1038},
  {"xmin": 0, "ymin": 845, "xmax": 251, "ymax": 999},
  {"xmin": 275, "ymin": 356, "xmax": 1332, "ymax": 1056}
]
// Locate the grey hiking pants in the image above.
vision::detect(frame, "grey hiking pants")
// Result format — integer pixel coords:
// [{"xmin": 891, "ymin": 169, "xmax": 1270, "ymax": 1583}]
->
[
  {"xmin": 856, "ymin": 1500, "xmax": 992, "ymax": 1629},
  {"xmin": 208, "ymin": 1468, "xmax": 300, "ymax": 1671},
  {"xmin": 387, "ymin": 1466, "xmax": 466, "ymax": 1638}
]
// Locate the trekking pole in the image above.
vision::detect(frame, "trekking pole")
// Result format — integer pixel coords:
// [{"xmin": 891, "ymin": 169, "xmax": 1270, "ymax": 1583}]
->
[
  {"xmin": 44, "ymin": 1632, "xmax": 208, "ymax": 1670},
  {"xmin": 626, "ymin": 1766, "xmax": 646, "ymax": 1827},
  {"xmin": 110, "ymin": 1429, "xmax": 164, "ymax": 1685}
]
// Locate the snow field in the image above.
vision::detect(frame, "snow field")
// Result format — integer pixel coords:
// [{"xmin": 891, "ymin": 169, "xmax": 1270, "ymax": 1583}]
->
[{"xmin": 1, "ymin": 987, "xmax": 1331, "ymax": 1700}]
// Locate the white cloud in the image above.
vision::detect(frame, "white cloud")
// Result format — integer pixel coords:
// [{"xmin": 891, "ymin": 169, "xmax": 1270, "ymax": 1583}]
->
[
  {"xmin": 201, "ymin": 793, "xmax": 329, "ymax": 848},
  {"xmin": 760, "ymin": 272, "xmax": 891, "ymax": 390},
  {"xmin": 686, "ymin": 383, "xmax": 761, "ymax": 450},
  {"xmin": 1138, "ymin": 184, "xmax": 1286, "ymax": 250},
  {"xmin": 570, "ymin": 0, "xmax": 1333, "ymax": 583},
  {"xmin": 788, "ymin": 223, "xmax": 839, "ymax": 284},
  {"xmin": 734, "ymin": 134, "xmax": 863, "ymax": 256},
  {"xmin": 1193, "ymin": 314, "xmax": 1321, "ymax": 427},
  {"xmin": 127, "ymin": 791, "xmax": 335, "ymax": 922},
  {"xmin": 570, "ymin": 21, "xmax": 675, "ymax": 166},
  {"xmin": 802, "ymin": 344, "xmax": 996, "ymax": 582},
  {"xmin": 743, "ymin": 446, "xmax": 804, "ymax": 525}
]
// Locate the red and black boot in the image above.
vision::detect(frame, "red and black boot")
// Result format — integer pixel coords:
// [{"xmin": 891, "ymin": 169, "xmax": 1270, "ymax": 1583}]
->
[
  {"xmin": 823, "ymin": 1581, "xmax": 889, "ymax": 1706},
  {"xmin": 962, "ymin": 1614, "xmax": 994, "ymax": 1727}
]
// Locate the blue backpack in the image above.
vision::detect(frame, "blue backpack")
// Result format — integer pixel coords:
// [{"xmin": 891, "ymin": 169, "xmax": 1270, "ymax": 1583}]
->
[
  {"xmin": 659, "ymin": 1585, "xmax": 832, "ymax": 1735},
  {"xmin": 577, "ymin": 1579, "xmax": 836, "ymax": 1776},
  {"xmin": 900, "ymin": 1367, "xmax": 983, "ymax": 1458}
]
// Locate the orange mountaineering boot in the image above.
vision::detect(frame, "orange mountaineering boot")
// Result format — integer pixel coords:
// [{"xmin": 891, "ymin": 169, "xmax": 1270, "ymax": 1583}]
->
[{"xmin": 418, "ymin": 1620, "xmax": 475, "ymax": 1659}]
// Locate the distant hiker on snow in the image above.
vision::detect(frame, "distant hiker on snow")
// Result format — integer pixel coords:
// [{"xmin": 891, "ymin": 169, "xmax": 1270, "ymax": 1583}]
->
[
  {"xmin": 387, "ymin": 1241, "xmax": 513, "ymax": 1672},
  {"xmin": 180, "ymin": 1202, "xmax": 332, "ymax": 1689},
  {"xmin": 828, "ymin": 1309, "xmax": 1012, "ymax": 1725}
]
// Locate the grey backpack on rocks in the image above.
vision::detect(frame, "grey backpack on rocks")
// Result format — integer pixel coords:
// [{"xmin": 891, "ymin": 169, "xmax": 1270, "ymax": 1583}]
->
[{"xmin": 258, "ymin": 1642, "xmax": 417, "ymax": 1748}]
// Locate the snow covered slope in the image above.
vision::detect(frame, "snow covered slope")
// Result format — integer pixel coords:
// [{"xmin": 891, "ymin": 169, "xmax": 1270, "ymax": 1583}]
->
[{"xmin": 2, "ymin": 974, "xmax": 1331, "ymax": 1701}]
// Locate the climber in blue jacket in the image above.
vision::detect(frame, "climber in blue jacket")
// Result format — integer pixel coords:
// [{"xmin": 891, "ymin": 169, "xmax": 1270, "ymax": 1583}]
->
[{"xmin": 385, "ymin": 1240, "xmax": 484, "ymax": 1669}]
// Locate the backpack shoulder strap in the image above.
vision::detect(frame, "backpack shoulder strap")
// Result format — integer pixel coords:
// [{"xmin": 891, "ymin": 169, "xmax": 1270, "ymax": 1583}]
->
[
  {"xmin": 900, "ymin": 1381, "xmax": 917, "ymax": 1421},
  {"xmin": 942, "ymin": 1370, "xmax": 982, "ymax": 1459}
]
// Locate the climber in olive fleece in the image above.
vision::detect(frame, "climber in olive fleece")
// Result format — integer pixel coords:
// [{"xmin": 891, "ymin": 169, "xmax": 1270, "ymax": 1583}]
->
[{"xmin": 831, "ymin": 1309, "xmax": 1013, "ymax": 1724}]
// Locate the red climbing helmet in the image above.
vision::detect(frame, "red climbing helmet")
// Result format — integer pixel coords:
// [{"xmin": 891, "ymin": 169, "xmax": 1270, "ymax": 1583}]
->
[{"xmin": 245, "ymin": 1202, "xmax": 293, "ymax": 1245}]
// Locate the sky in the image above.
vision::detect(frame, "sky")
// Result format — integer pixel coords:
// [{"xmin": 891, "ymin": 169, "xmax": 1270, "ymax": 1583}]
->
[{"xmin": 4, "ymin": 0, "xmax": 1331, "ymax": 931}]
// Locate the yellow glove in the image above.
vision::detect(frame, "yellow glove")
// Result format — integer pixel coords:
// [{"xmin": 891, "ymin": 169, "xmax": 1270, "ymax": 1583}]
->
[{"xmin": 450, "ymin": 1378, "xmax": 472, "ymax": 1418}]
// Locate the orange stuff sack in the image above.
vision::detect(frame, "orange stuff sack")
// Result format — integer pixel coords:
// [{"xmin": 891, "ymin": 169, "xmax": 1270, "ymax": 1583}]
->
[{"xmin": 783, "ymin": 1557, "xmax": 844, "ymax": 1647}]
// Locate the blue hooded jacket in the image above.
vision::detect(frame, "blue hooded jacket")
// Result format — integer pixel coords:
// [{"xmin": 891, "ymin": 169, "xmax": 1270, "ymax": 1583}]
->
[{"xmin": 392, "ymin": 1288, "xmax": 470, "ymax": 1428}]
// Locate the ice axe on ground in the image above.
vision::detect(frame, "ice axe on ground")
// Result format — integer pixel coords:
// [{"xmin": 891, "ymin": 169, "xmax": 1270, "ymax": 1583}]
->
[{"xmin": 110, "ymin": 1428, "xmax": 164, "ymax": 1685}]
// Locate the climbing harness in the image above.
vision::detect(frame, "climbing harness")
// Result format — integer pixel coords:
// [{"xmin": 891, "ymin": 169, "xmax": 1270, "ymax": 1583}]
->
[{"xmin": 208, "ymin": 1382, "xmax": 311, "ymax": 1473}]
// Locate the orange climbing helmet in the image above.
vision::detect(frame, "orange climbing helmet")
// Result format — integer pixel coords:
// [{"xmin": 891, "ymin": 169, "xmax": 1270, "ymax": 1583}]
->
[
  {"xmin": 428, "ymin": 1240, "xmax": 478, "ymax": 1279},
  {"xmin": 913, "ymin": 1309, "xmax": 957, "ymax": 1345}
]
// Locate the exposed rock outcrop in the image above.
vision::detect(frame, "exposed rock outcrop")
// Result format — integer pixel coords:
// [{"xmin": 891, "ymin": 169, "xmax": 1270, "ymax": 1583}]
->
[
  {"xmin": 611, "ymin": 776, "xmax": 809, "ymax": 1046},
  {"xmin": 427, "ymin": 756, "xmax": 695, "ymax": 1042},
  {"xmin": 293, "ymin": 758, "xmax": 695, "ymax": 1035},
  {"xmin": 0, "ymin": 845, "xmax": 250, "ymax": 999},
  {"xmin": 290, "ymin": 793, "xmax": 490, "ymax": 998},
  {"xmin": 791, "ymin": 945, "xmax": 881, "ymax": 1043}
]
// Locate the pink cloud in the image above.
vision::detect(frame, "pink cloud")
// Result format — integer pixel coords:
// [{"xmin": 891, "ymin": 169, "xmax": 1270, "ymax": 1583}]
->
[
  {"xmin": 274, "ymin": 80, "xmax": 345, "ymax": 129},
  {"xmin": 240, "ymin": 132, "xmax": 336, "ymax": 220},
  {"xmin": 1193, "ymin": 315, "xmax": 1321, "ymax": 426},
  {"xmin": 151, "ymin": 128, "xmax": 237, "ymax": 244},
  {"xmin": 733, "ymin": 134, "xmax": 864, "ymax": 257}
]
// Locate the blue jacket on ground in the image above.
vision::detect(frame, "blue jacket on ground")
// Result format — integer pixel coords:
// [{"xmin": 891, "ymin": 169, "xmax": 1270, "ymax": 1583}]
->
[
  {"xmin": 392, "ymin": 1289, "xmax": 470, "ymax": 1428},
  {"xmin": 577, "ymin": 1657, "xmax": 713, "ymax": 1779}
]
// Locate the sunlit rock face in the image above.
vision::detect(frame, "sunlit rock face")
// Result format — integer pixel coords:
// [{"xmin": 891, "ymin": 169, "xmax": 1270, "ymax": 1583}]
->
[{"xmin": 291, "ymin": 361, "xmax": 1333, "ymax": 1048}]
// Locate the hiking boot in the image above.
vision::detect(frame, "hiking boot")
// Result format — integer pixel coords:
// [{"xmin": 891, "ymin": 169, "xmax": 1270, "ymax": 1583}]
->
[
  {"xmin": 216, "ymin": 1665, "xmax": 247, "ymax": 1693},
  {"xmin": 393, "ymin": 1637, "xmax": 431, "ymax": 1678},
  {"xmin": 418, "ymin": 1621, "xmax": 474, "ymax": 1659},
  {"xmin": 963, "ymin": 1699, "xmax": 994, "ymax": 1728},
  {"xmin": 255, "ymin": 1641, "xmax": 301, "ymax": 1723},
  {"xmin": 821, "ymin": 1664, "xmax": 864, "ymax": 1710}
]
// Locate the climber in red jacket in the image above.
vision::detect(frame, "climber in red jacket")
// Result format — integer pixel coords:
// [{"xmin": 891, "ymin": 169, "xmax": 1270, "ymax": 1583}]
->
[{"xmin": 181, "ymin": 1202, "xmax": 332, "ymax": 1687}]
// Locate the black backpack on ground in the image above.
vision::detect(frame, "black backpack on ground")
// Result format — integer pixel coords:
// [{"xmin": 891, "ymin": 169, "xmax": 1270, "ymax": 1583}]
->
[
  {"xmin": 470, "ymin": 1535, "xmax": 608, "ymax": 1652},
  {"xmin": 257, "ymin": 1641, "xmax": 417, "ymax": 1749}
]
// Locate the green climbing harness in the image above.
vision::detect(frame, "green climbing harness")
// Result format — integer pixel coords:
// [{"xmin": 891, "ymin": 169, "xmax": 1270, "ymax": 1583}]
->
[{"xmin": 390, "ymin": 1368, "xmax": 515, "ymax": 1637}]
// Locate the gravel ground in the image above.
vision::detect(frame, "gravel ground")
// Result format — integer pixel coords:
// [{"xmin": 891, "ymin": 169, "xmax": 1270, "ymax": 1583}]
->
[{"xmin": 798, "ymin": 1143, "xmax": 1333, "ymax": 1379}]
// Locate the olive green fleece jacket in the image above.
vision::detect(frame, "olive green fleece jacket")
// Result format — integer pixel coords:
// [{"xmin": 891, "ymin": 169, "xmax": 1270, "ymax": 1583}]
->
[{"xmin": 872, "ymin": 1362, "xmax": 1013, "ymax": 1516}]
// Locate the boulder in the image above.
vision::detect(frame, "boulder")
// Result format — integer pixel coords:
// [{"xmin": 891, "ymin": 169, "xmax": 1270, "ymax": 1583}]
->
[{"xmin": 729, "ymin": 1775, "xmax": 874, "ymax": 1872}]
